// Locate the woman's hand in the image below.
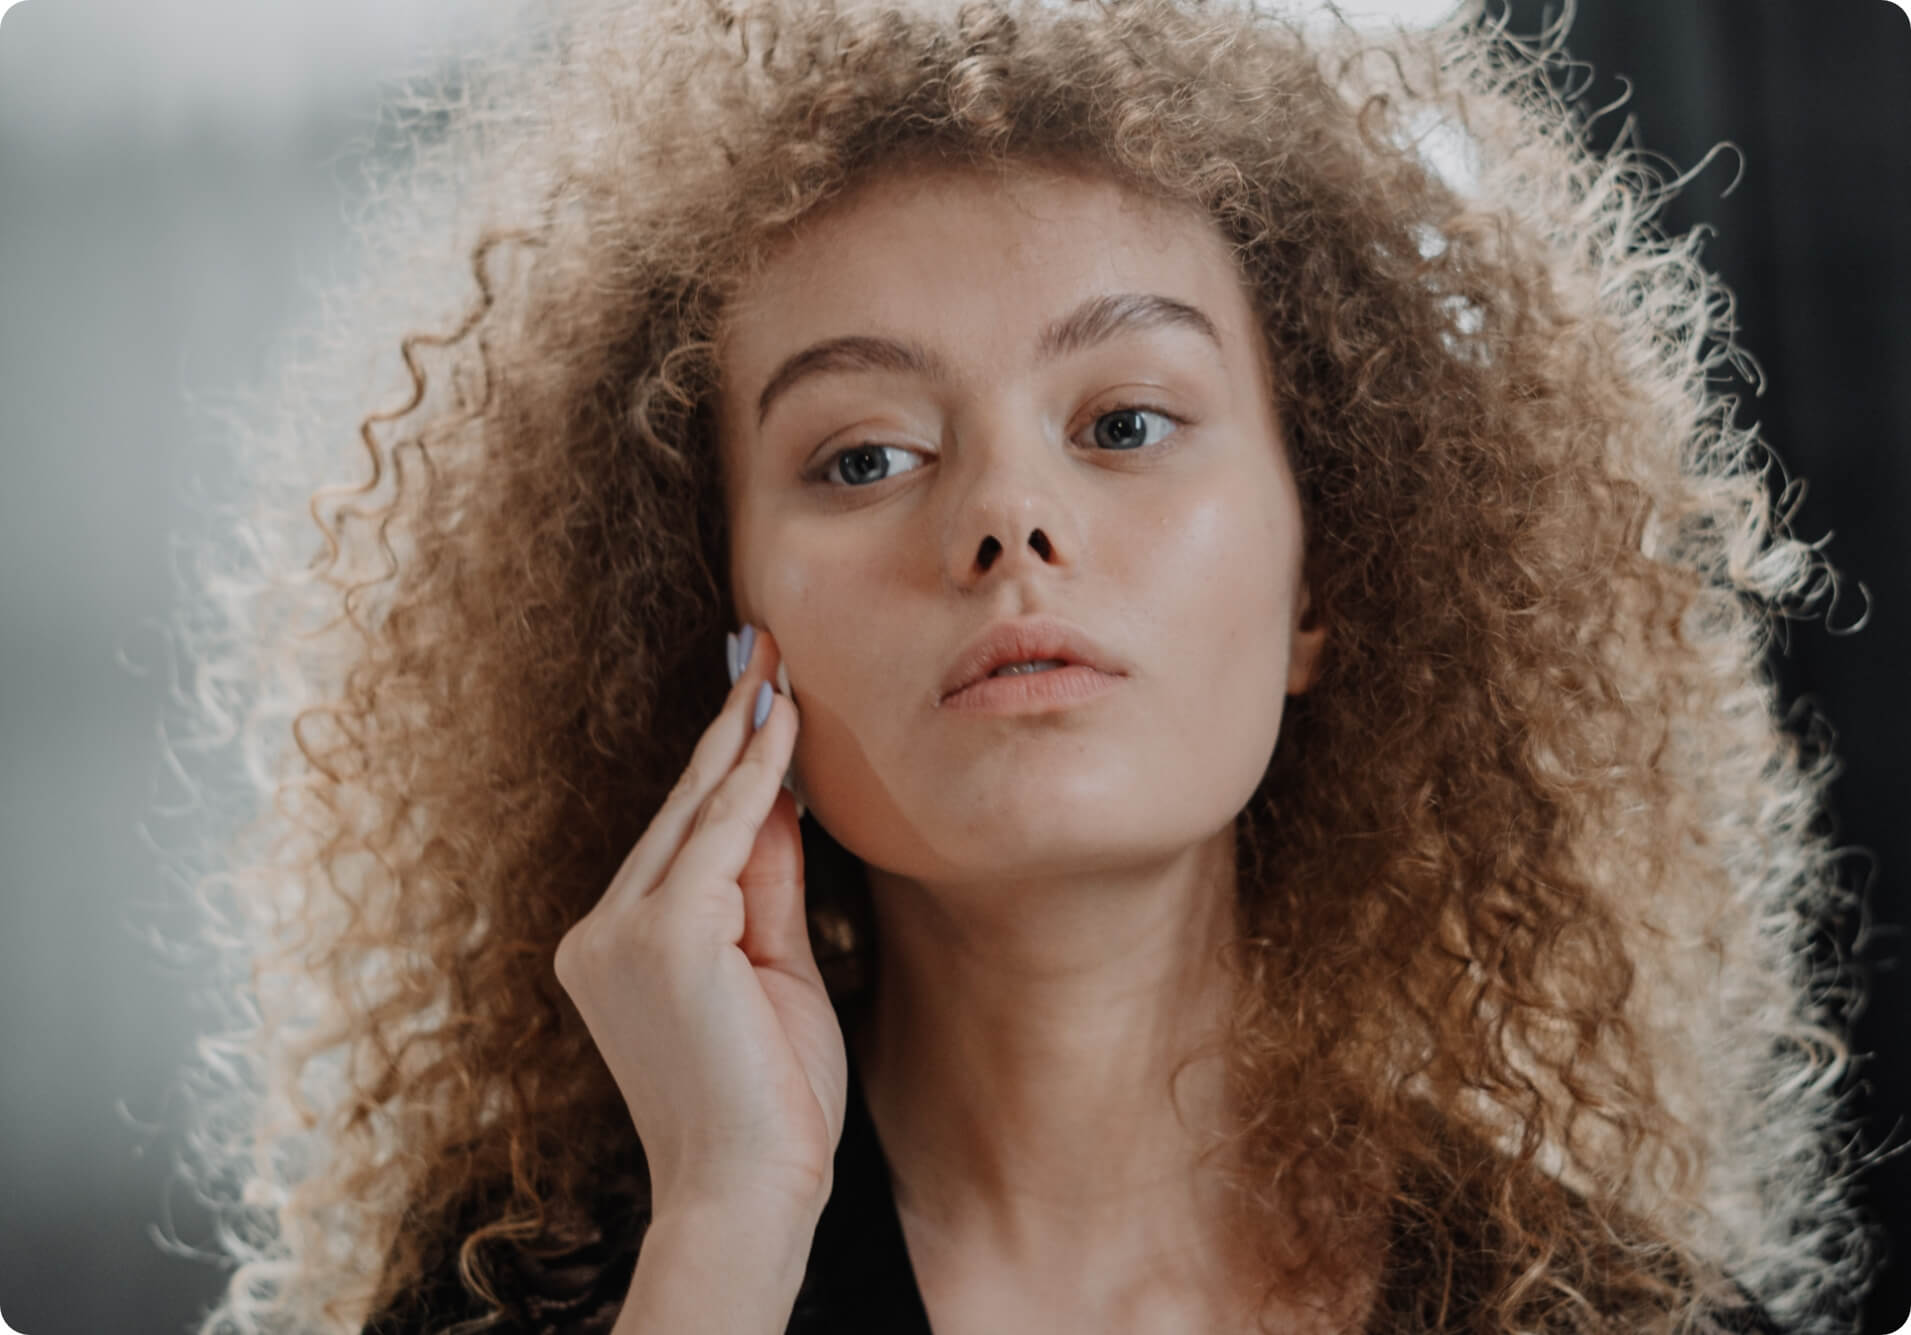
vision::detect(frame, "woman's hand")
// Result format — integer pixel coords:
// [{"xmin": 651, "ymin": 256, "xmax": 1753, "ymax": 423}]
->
[{"xmin": 554, "ymin": 625, "xmax": 846, "ymax": 1219}]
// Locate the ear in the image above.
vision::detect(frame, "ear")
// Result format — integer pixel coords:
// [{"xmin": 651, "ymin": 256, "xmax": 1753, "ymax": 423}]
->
[{"xmin": 1286, "ymin": 583, "xmax": 1327, "ymax": 696}]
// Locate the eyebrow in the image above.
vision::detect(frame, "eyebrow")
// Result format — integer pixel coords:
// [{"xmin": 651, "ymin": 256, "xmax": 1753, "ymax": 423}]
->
[{"xmin": 752, "ymin": 291, "xmax": 1223, "ymax": 429}]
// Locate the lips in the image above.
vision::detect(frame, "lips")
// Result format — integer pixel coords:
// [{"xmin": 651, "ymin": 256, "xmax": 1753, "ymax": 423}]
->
[{"xmin": 938, "ymin": 615, "xmax": 1126, "ymax": 703}]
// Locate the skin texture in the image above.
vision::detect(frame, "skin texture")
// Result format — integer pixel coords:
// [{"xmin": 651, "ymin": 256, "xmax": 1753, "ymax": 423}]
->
[{"xmin": 716, "ymin": 163, "xmax": 1342, "ymax": 1331}]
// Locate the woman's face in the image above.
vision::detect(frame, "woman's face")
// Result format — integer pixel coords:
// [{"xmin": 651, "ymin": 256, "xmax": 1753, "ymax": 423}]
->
[{"xmin": 716, "ymin": 163, "xmax": 1324, "ymax": 885}]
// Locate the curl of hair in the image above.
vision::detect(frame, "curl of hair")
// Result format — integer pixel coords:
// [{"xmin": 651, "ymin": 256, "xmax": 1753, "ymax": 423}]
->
[{"xmin": 158, "ymin": 0, "xmax": 1878, "ymax": 1332}]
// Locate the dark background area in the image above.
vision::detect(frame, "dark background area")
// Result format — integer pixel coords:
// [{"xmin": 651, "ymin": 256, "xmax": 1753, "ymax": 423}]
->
[{"xmin": 0, "ymin": 1, "xmax": 1902, "ymax": 1333}]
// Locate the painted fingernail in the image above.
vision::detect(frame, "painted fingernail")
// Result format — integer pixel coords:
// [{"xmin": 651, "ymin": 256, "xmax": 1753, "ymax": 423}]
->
[
  {"xmin": 726, "ymin": 631, "xmax": 739, "ymax": 685},
  {"xmin": 752, "ymin": 680, "xmax": 773, "ymax": 730},
  {"xmin": 738, "ymin": 624, "xmax": 757, "ymax": 677}
]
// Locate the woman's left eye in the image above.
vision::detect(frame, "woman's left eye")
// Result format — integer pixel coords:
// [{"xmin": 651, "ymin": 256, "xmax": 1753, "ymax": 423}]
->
[{"xmin": 1083, "ymin": 405, "xmax": 1182, "ymax": 452}]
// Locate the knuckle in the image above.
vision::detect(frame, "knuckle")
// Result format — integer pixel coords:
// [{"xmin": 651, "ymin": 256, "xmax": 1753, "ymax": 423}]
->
[
  {"xmin": 685, "ymin": 884, "xmax": 745, "ymax": 950},
  {"xmin": 564, "ymin": 909, "xmax": 660, "ymax": 987},
  {"xmin": 703, "ymin": 771, "xmax": 760, "ymax": 836},
  {"xmin": 698, "ymin": 783, "xmax": 747, "ymax": 833},
  {"xmin": 669, "ymin": 760, "xmax": 705, "ymax": 802},
  {"xmin": 552, "ymin": 931, "xmax": 587, "ymax": 993},
  {"xmin": 561, "ymin": 912, "xmax": 613, "ymax": 961},
  {"xmin": 685, "ymin": 799, "xmax": 712, "ymax": 840}
]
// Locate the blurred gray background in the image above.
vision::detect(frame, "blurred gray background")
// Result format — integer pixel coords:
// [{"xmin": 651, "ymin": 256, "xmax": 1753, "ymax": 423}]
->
[
  {"xmin": 0, "ymin": 2, "xmax": 1900, "ymax": 1334},
  {"xmin": 0, "ymin": 2, "xmax": 525, "ymax": 1331}
]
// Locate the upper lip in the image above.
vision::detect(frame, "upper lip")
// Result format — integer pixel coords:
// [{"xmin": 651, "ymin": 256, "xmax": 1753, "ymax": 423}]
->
[{"xmin": 938, "ymin": 615, "xmax": 1126, "ymax": 702}]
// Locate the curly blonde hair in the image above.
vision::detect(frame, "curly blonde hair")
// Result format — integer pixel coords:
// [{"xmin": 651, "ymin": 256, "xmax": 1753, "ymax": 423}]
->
[{"xmin": 162, "ymin": 0, "xmax": 1878, "ymax": 1332}]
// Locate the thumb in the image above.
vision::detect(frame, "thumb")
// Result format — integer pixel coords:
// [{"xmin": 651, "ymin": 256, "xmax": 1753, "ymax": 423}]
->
[{"xmin": 736, "ymin": 785, "xmax": 819, "ymax": 980}]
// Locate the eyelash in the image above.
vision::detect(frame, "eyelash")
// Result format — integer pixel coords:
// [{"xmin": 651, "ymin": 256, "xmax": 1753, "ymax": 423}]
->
[{"xmin": 805, "ymin": 402, "xmax": 1188, "ymax": 489}]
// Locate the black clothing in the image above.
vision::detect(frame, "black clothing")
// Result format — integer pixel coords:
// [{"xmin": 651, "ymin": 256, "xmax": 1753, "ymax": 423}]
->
[
  {"xmin": 786, "ymin": 1045, "xmax": 934, "ymax": 1331},
  {"xmin": 364, "ymin": 1053, "xmax": 1787, "ymax": 1334},
  {"xmin": 360, "ymin": 1050, "xmax": 929, "ymax": 1335}
]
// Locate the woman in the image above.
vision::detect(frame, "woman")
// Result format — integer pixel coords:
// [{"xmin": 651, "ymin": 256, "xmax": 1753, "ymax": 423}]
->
[{"xmin": 169, "ymin": 0, "xmax": 1877, "ymax": 1332}]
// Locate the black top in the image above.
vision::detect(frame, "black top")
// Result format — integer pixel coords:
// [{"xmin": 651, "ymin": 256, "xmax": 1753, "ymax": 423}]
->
[
  {"xmin": 364, "ymin": 1054, "xmax": 1787, "ymax": 1334},
  {"xmin": 361, "ymin": 1050, "xmax": 926, "ymax": 1334},
  {"xmin": 785, "ymin": 1049, "xmax": 934, "ymax": 1332}
]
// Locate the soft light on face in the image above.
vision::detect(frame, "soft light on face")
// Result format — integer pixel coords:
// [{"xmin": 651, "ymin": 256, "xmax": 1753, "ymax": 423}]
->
[{"xmin": 716, "ymin": 163, "xmax": 1324, "ymax": 888}]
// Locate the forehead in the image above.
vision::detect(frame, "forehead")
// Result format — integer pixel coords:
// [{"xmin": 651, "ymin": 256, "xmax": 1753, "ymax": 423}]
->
[{"xmin": 715, "ymin": 164, "xmax": 1264, "ymax": 410}]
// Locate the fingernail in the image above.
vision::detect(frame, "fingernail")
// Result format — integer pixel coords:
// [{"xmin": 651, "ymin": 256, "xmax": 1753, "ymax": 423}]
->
[
  {"xmin": 775, "ymin": 660, "xmax": 792, "ymax": 698},
  {"xmin": 725, "ymin": 630, "xmax": 739, "ymax": 685},
  {"xmin": 752, "ymin": 680, "xmax": 773, "ymax": 730},
  {"xmin": 738, "ymin": 624, "xmax": 757, "ymax": 677}
]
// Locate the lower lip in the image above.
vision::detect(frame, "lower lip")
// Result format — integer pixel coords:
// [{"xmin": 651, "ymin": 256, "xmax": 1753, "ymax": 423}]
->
[{"xmin": 940, "ymin": 665, "xmax": 1123, "ymax": 714}]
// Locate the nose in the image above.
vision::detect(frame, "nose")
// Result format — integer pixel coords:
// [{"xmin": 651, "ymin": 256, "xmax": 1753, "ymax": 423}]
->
[
  {"xmin": 974, "ymin": 524, "xmax": 1053, "ymax": 575},
  {"xmin": 942, "ymin": 441, "xmax": 1076, "ymax": 591}
]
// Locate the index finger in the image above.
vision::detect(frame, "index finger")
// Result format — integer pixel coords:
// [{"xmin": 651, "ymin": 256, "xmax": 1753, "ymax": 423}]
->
[{"xmin": 601, "ymin": 626, "xmax": 786, "ymax": 908}]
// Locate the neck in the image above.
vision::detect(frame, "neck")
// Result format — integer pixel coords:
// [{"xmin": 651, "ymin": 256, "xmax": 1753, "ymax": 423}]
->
[{"xmin": 849, "ymin": 826, "xmax": 1257, "ymax": 1300}]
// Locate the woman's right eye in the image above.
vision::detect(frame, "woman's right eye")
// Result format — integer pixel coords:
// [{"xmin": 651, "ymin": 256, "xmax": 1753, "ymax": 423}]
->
[{"xmin": 810, "ymin": 443, "xmax": 928, "ymax": 488}]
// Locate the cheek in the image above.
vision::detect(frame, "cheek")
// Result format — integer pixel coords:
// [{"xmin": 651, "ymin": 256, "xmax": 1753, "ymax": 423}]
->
[
  {"xmin": 1148, "ymin": 488, "xmax": 1291, "ymax": 665},
  {"xmin": 751, "ymin": 535, "xmax": 898, "ymax": 758},
  {"xmin": 759, "ymin": 543, "xmax": 965, "ymax": 876},
  {"xmin": 750, "ymin": 542, "xmax": 844, "ymax": 720},
  {"xmin": 751, "ymin": 542, "xmax": 817, "ymax": 623},
  {"xmin": 750, "ymin": 526, "xmax": 893, "ymax": 660},
  {"xmin": 1145, "ymin": 487, "xmax": 1296, "ymax": 774}
]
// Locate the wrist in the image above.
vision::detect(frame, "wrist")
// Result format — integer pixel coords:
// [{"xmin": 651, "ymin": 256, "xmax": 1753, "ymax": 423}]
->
[
  {"xmin": 623, "ymin": 1192, "xmax": 825, "ymax": 1331},
  {"xmin": 652, "ymin": 1162, "xmax": 834, "ymax": 1225}
]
